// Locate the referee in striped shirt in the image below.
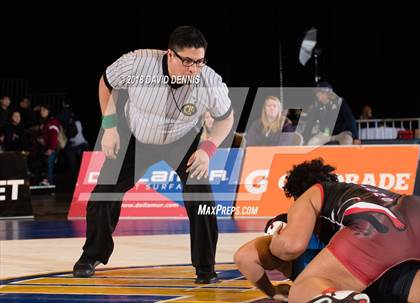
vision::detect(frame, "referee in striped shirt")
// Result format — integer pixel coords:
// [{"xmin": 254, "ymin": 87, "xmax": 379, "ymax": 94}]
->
[{"xmin": 73, "ymin": 26, "xmax": 234, "ymax": 284}]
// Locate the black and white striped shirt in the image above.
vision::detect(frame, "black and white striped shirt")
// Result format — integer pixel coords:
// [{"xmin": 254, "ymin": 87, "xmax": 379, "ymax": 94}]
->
[{"xmin": 104, "ymin": 49, "xmax": 232, "ymax": 144}]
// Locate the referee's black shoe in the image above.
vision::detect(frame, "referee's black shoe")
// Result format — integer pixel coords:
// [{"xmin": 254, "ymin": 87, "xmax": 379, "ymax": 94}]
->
[
  {"xmin": 194, "ymin": 272, "xmax": 219, "ymax": 284},
  {"xmin": 73, "ymin": 255, "xmax": 101, "ymax": 277}
]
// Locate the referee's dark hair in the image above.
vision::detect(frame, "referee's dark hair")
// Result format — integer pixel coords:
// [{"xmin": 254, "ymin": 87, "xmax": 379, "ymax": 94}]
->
[{"xmin": 169, "ymin": 26, "xmax": 208, "ymax": 51}]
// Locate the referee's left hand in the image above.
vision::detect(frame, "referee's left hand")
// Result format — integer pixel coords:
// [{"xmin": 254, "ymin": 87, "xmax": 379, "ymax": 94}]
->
[{"xmin": 186, "ymin": 149, "xmax": 210, "ymax": 180}]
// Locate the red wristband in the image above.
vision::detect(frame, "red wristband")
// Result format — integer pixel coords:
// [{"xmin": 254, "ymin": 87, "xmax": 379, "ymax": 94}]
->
[{"xmin": 199, "ymin": 140, "xmax": 217, "ymax": 159}]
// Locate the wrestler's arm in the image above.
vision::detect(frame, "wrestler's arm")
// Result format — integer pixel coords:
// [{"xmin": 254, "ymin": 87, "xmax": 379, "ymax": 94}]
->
[{"xmin": 269, "ymin": 185, "xmax": 322, "ymax": 261}]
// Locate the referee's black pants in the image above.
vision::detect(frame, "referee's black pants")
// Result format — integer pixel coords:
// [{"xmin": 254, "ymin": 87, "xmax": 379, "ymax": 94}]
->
[{"xmin": 82, "ymin": 127, "xmax": 218, "ymax": 275}]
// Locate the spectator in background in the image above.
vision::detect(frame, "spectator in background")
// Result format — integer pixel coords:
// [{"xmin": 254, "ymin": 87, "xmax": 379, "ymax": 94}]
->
[
  {"xmin": 65, "ymin": 115, "xmax": 90, "ymax": 181},
  {"xmin": 38, "ymin": 104, "xmax": 61, "ymax": 186},
  {"xmin": 0, "ymin": 128, "xmax": 5, "ymax": 153},
  {"xmin": 359, "ymin": 104, "xmax": 374, "ymax": 120},
  {"xmin": 4, "ymin": 111, "xmax": 25, "ymax": 151},
  {"xmin": 247, "ymin": 96, "xmax": 294, "ymax": 146},
  {"xmin": 0, "ymin": 96, "xmax": 11, "ymax": 129},
  {"xmin": 57, "ymin": 100, "xmax": 90, "ymax": 180},
  {"xmin": 57, "ymin": 99, "xmax": 74, "ymax": 134},
  {"xmin": 17, "ymin": 97, "xmax": 36, "ymax": 129},
  {"xmin": 303, "ymin": 82, "xmax": 361, "ymax": 145}
]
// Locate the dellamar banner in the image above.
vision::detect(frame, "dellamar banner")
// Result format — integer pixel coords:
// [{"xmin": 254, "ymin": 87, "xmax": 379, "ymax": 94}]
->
[{"xmin": 68, "ymin": 148, "xmax": 243, "ymax": 219}]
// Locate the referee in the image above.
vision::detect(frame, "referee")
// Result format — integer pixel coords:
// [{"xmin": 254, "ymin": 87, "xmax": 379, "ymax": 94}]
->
[{"xmin": 73, "ymin": 26, "xmax": 234, "ymax": 284}]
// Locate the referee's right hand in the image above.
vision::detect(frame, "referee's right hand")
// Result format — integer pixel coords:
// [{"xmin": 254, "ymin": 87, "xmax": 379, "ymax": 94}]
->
[{"xmin": 101, "ymin": 127, "xmax": 120, "ymax": 159}]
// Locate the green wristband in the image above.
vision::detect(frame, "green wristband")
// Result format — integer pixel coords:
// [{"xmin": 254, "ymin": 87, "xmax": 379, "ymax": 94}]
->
[{"xmin": 102, "ymin": 114, "xmax": 118, "ymax": 129}]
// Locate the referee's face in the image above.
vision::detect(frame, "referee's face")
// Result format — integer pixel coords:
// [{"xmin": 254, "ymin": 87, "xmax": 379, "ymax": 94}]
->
[{"xmin": 168, "ymin": 47, "xmax": 206, "ymax": 77}]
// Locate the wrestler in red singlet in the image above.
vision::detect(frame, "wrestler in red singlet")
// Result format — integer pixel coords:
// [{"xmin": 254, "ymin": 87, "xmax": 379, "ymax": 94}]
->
[{"xmin": 315, "ymin": 182, "xmax": 420, "ymax": 285}]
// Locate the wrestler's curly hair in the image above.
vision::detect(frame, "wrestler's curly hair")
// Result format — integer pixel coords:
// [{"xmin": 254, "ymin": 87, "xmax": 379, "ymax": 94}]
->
[{"xmin": 283, "ymin": 158, "xmax": 338, "ymax": 200}]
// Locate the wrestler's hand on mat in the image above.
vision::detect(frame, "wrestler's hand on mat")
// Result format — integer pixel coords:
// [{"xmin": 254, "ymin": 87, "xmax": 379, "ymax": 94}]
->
[
  {"xmin": 101, "ymin": 127, "xmax": 120, "ymax": 159},
  {"xmin": 186, "ymin": 149, "xmax": 210, "ymax": 180}
]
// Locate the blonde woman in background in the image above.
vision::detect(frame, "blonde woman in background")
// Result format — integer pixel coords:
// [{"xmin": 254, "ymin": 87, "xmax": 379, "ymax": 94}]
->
[{"xmin": 247, "ymin": 96, "xmax": 294, "ymax": 146}]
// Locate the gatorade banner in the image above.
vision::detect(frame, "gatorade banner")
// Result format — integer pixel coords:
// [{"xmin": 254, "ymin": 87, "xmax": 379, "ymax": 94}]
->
[
  {"xmin": 0, "ymin": 152, "xmax": 32, "ymax": 218},
  {"xmin": 68, "ymin": 148, "xmax": 243, "ymax": 219},
  {"xmin": 235, "ymin": 145, "xmax": 420, "ymax": 218}
]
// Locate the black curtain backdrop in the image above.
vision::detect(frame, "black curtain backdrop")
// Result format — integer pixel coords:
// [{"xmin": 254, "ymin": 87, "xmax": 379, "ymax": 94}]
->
[{"xmin": 1, "ymin": 3, "xmax": 418, "ymax": 143}]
